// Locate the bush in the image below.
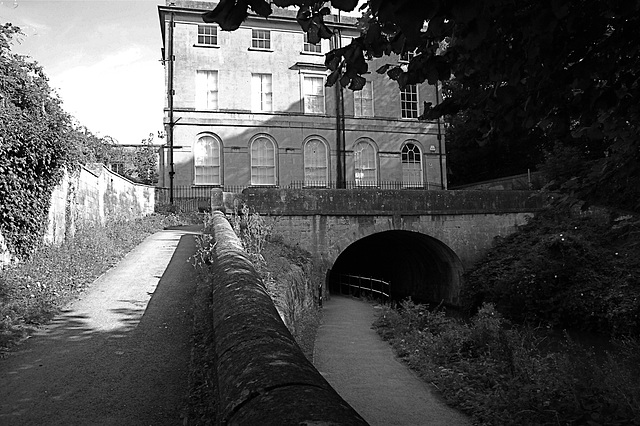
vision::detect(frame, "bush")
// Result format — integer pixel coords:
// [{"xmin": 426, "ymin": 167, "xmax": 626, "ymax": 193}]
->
[
  {"xmin": 461, "ymin": 206, "xmax": 640, "ymax": 335},
  {"xmin": 374, "ymin": 300, "xmax": 640, "ymax": 425}
]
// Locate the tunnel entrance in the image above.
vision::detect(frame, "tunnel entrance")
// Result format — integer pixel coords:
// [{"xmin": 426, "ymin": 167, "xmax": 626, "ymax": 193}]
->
[{"xmin": 328, "ymin": 230, "xmax": 464, "ymax": 306}]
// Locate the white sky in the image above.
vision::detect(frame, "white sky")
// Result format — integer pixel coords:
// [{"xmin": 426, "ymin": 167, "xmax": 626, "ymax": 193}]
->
[
  {"xmin": 1, "ymin": 0, "xmax": 365, "ymax": 144},
  {"xmin": 1, "ymin": 0, "xmax": 166, "ymax": 144}
]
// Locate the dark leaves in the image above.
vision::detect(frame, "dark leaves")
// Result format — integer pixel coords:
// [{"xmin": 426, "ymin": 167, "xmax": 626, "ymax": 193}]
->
[
  {"xmin": 249, "ymin": 0, "xmax": 272, "ymax": 17},
  {"xmin": 297, "ymin": 4, "xmax": 333, "ymax": 40},
  {"xmin": 202, "ymin": 0, "xmax": 249, "ymax": 31},
  {"xmin": 330, "ymin": 0, "xmax": 358, "ymax": 12}
]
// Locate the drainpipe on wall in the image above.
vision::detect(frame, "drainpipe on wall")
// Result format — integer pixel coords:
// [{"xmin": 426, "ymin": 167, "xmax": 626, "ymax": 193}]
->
[
  {"xmin": 435, "ymin": 83, "xmax": 444, "ymax": 190},
  {"xmin": 333, "ymin": 28, "xmax": 346, "ymax": 188},
  {"xmin": 167, "ymin": 10, "xmax": 176, "ymax": 204}
]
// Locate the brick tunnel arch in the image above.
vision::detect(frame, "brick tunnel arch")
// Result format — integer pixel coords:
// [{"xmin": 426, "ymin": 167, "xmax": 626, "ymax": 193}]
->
[{"xmin": 328, "ymin": 230, "xmax": 464, "ymax": 306}]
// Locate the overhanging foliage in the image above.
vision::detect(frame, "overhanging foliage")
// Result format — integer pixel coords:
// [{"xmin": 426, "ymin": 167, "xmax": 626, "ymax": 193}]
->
[{"xmin": 204, "ymin": 0, "xmax": 640, "ymax": 210}]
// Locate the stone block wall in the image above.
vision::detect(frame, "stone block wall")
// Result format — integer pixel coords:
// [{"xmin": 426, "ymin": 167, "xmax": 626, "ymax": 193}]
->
[
  {"xmin": 44, "ymin": 164, "xmax": 155, "ymax": 246},
  {"xmin": 1, "ymin": 164, "xmax": 155, "ymax": 264}
]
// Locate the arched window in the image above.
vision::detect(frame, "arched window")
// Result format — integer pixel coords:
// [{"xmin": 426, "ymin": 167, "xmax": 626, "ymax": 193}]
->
[
  {"xmin": 194, "ymin": 135, "xmax": 221, "ymax": 185},
  {"xmin": 251, "ymin": 136, "xmax": 277, "ymax": 185},
  {"xmin": 354, "ymin": 140, "xmax": 377, "ymax": 187},
  {"xmin": 304, "ymin": 138, "xmax": 328, "ymax": 187},
  {"xmin": 402, "ymin": 142, "xmax": 423, "ymax": 188}
]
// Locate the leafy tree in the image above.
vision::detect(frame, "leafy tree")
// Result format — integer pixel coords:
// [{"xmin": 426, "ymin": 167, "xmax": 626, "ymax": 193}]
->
[
  {"xmin": 126, "ymin": 133, "xmax": 160, "ymax": 185},
  {"xmin": 0, "ymin": 23, "xmax": 78, "ymax": 258},
  {"xmin": 443, "ymin": 80, "xmax": 549, "ymax": 186},
  {"xmin": 204, "ymin": 0, "xmax": 640, "ymax": 210}
]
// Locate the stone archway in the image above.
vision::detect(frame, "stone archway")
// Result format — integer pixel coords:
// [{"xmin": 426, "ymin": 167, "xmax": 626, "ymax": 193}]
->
[{"xmin": 329, "ymin": 230, "xmax": 464, "ymax": 306}]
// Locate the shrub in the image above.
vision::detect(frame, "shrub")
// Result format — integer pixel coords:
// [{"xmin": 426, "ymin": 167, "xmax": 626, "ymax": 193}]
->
[
  {"xmin": 374, "ymin": 300, "xmax": 640, "ymax": 425},
  {"xmin": 462, "ymin": 207, "xmax": 640, "ymax": 335}
]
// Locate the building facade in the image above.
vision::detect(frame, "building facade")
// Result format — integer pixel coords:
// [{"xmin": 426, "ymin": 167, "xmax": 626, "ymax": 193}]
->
[{"xmin": 157, "ymin": 0, "xmax": 446, "ymax": 191}]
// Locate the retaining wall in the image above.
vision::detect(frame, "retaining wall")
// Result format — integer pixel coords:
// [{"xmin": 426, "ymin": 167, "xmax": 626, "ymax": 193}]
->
[
  {"xmin": 1, "ymin": 164, "xmax": 155, "ymax": 265},
  {"xmin": 208, "ymin": 211, "xmax": 367, "ymax": 425},
  {"xmin": 44, "ymin": 164, "xmax": 155, "ymax": 246}
]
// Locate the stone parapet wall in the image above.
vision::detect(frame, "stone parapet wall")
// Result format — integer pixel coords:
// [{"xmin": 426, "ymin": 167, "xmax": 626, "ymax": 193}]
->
[
  {"xmin": 207, "ymin": 211, "xmax": 367, "ymax": 425},
  {"xmin": 242, "ymin": 188, "xmax": 548, "ymax": 216}
]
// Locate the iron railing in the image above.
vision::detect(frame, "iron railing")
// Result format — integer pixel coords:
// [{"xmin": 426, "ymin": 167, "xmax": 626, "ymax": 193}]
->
[
  {"xmin": 156, "ymin": 186, "xmax": 212, "ymax": 212},
  {"xmin": 155, "ymin": 181, "xmax": 444, "ymax": 212},
  {"xmin": 287, "ymin": 180, "xmax": 444, "ymax": 190},
  {"xmin": 336, "ymin": 273, "xmax": 390, "ymax": 302}
]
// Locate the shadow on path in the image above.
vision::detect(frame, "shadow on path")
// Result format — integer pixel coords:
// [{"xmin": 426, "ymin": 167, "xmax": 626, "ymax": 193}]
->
[
  {"xmin": 0, "ymin": 226, "xmax": 201, "ymax": 425},
  {"xmin": 313, "ymin": 295, "xmax": 470, "ymax": 426}
]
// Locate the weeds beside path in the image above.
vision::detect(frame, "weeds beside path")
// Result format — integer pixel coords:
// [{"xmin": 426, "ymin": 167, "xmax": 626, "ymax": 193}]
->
[
  {"xmin": 313, "ymin": 295, "xmax": 470, "ymax": 426},
  {"xmin": 375, "ymin": 300, "xmax": 640, "ymax": 425},
  {"xmin": 0, "ymin": 226, "xmax": 201, "ymax": 424},
  {"xmin": 0, "ymin": 213, "xmax": 190, "ymax": 353}
]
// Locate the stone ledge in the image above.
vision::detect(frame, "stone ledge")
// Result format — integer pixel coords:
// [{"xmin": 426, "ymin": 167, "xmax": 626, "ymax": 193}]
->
[{"xmin": 208, "ymin": 211, "xmax": 367, "ymax": 425}]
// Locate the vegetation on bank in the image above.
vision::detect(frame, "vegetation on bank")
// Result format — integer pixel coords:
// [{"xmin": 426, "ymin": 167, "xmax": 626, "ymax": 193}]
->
[
  {"xmin": 0, "ymin": 213, "xmax": 189, "ymax": 353},
  {"xmin": 374, "ymin": 200, "xmax": 640, "ymax": 425},
  {"xmin": 462, "ymin": 205, "xmax": 640, "ymax": 336},
  {"xmin": 375, "ymin": 299, "xmax": 640, "ymax": 426}
]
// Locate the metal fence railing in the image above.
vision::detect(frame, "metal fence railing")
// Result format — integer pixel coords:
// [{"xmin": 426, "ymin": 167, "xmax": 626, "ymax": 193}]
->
[
  {"xmin": 336, "ymin": 273, "xmax": 390, "ymax": 302},
  {"xmin": 287, "ymin": 180, "xmax": 444, "ymax": 190},
  {"xmin": 155, "ymin": 181, "xmax": 444, "ymax": 212},
  {"xmin": 155, "ymin": 186, "xmax": 212, "ymax": 212}
]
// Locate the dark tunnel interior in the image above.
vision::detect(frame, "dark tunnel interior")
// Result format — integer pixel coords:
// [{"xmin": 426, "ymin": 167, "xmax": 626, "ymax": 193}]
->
[{"xmin": 328, "ymin": 230, "xmax": 464, "ymax": 306}]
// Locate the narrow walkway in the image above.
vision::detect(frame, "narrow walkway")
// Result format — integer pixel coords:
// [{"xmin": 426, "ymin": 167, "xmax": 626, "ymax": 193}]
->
[
  {"xmin": 0, "ymin": 226, "xmax": 201, "ymax": 425},
  {"xmin": 313, "ymin": 296, "xmax": 470, "ymax": 426}
]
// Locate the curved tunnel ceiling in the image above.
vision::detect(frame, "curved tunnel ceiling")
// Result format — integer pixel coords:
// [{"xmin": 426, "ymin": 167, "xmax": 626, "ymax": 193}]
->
[{"xmin": 329, "ymin": 230, "xmax": 464, "ymax": 306}]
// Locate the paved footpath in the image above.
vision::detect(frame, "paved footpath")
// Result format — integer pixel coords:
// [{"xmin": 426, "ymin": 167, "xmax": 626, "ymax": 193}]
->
[
  {"xmin": 314, "ymin": 296, "xmax": 470, "ymax": 426},
  {"xmin": 0, "ymin": 226, "xmax": 201, "ymax": 426}
]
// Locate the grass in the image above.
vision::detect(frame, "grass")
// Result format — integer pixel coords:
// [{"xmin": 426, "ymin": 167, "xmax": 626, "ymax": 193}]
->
[
  {"xmin": 0, "ymin": 212, "xmax": 194, "ymax": 354},
  {"xmin": 374, "ymin": 299, "xmax": 640, "ymax": 425}
]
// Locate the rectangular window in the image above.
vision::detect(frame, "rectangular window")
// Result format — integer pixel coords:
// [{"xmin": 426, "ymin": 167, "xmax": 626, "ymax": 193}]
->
[
  {"xmin": 251, "ymin": 73, "xmax": 273, "ymax": 112},
  {"xmin": 400, "ymin": 51, "xmax": 416, "ymax": 62},
  {"xmin": 251, "ymin": 29, "xmax": 271, "ymax": 50},
  {"xmin": 354, "ymin": 81, "xmax": 374, "ymax": 117},
  {"xmin": 303, "ymin": 76, "xmax": 325, "ymax": 114},
  {"xmin": 303, "ymin": 33, "xmax": 321, "ymax": 53},
  {"xmin": 197, "ymin": 25, "xmax": 217, "ymax": 45},
  {"xmin": 196, "ymin": 70, "xmax": 218, "ymax": 110},
  {"xmin": 110, "ymin": 163, "xmax": 125, "ymax": 176},
  {"xmin": 400, "ymin": 84, "xmax": 419, "ymax": 119}
]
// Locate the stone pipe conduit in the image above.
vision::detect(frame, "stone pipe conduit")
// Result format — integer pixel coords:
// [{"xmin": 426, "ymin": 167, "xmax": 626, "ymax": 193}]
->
[{"xmin": 208, "ymin": 211, "xmax": 368, "ymax": 425}]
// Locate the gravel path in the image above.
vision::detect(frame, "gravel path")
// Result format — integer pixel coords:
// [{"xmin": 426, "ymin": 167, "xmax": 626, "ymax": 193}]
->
[
  {"xmin": 313, "ymin": 295, "xmax": 470, "ymax": 426},
  {"xmin": 0, "ymin": 226, "xmax": 201, "ymax": 426}
]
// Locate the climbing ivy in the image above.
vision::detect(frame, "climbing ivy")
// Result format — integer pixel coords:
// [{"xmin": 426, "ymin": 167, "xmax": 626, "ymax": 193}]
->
[{"xmin": 0, "ymin": 24, "xmax": 80, "ymax": 259}]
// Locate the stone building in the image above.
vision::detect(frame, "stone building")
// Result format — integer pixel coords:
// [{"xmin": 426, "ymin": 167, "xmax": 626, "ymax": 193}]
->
[{"xmin": 157, "ymin": 0, "xmax": 446, "ymax": 191}]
